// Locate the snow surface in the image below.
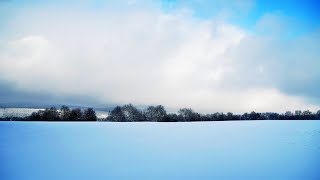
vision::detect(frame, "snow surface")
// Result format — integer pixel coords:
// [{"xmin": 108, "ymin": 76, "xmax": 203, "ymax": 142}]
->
[{"xmin": 1, "ymin": 121, "xmax": 320, "ymax": 180}]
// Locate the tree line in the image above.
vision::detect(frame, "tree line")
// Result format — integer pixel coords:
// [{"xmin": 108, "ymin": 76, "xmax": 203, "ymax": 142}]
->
[
  {"xmin": 1, "ymin": 104, "xmax": 320, "ymax": 121},
  {"xmin": 105, "ymin": 104, "xmax": 320, "ymax": 122},
  {"xmin": 0, "ymin": 106, "xmax": 97, "ymax": 121}
]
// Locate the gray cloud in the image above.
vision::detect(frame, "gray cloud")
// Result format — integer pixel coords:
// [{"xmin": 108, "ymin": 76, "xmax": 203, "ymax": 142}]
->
[{"xmin": 0, "ymin": 80, "xmax": 106, "ymax": 107}]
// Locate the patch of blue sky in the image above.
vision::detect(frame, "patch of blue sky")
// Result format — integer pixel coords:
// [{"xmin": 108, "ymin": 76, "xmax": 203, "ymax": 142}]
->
[{"xmin": 159, "ymin": 0, "xmax": 320, "ymax": 38}]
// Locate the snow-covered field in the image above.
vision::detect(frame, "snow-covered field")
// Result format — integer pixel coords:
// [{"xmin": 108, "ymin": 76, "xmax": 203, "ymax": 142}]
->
[{"xmin": 1, "ymin": 121, "xmax": 320, "ymax": 180}]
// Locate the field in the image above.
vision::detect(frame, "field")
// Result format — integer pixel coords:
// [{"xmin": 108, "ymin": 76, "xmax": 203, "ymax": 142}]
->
[{"xmin": 1, "ymin": 121, "xmax": 320, "ymax": 180}]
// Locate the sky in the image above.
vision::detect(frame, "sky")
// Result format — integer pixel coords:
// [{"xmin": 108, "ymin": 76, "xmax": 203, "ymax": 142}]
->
[{"xmin": 0, "ymin": 0, "xmax": 319, "ymax": 113}]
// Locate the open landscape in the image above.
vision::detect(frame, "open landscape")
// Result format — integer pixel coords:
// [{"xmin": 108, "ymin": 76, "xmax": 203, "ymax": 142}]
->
[{"xmin": 1, "ymin": 0, "xmax": 320, "ymax": 179}]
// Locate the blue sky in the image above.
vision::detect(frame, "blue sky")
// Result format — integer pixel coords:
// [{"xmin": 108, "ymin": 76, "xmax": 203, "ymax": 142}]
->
[
  {"xmin": 160, "ymin": 0, "xmax": 320, "ymax": 35},
  {"xmin": 0, "ymin": 0, "xmax": 319, "ymax": 112}
]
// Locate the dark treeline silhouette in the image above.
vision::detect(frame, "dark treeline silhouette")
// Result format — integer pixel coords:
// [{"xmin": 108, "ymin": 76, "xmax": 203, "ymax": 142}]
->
[
  {"xmin": 3, "ymin": 106, "xmax": 97, "ymax": 121},
  {"xmin": 105, "ymin": 104, "xmax": 320, "ymax": 122},
  {"xmin": 1, "ymin": 104, "xmax": 320, "ymax": 121}
]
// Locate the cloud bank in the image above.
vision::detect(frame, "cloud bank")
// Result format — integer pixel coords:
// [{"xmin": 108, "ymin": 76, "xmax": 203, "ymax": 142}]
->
[{"xmin": 0, "ymin": 1, "xmax": 319, "ymax": 113}]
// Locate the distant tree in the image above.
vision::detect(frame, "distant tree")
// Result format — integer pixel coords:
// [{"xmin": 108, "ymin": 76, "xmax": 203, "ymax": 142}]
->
[
  {"xmin": 164, "ymin": 113, "xmax": 181, "ymax": 122},
  {"xmin": 122, "ymin": 104, "xmax": 144, "ymax": 122},
  {"xmin": 211, "ymin": 112, "xmax": 220, "ymax": 121},
  {"xmin": 294, "ymin": 110, "xmax": 302, "ymax": 120},
  {"xmin": 200, "ymin": 114, "xmax": 211, "ymax": 121},
  {"xmin": 303, "ymin": 110, "xmax": 312, "ymax": 116},
  {"xmin": 301, "ymin": 110, "xmax": 313, "ymax": 120},
  {"xmin": 226, "ymin": 112, "xmax": 233, "ymax": 120},
  {"xmin": 178, "ymin": 108, "xmax": 200, "ymax": 121},
  {"xmin": 69, "ymin": 108, "xmax": 82, "ymax": 121},
  {"xmin": 248, "ymin": 111, "xmax": 259, "ymax": 120},
  {"xmin": 29, "ymin": 112, "xmax": 41, "ymax": 121},
  {"xmin": 145, "ymin": 105, "xmax": 167, "ymax": 122},
  {"xmin": 178, "ymin": 108, "xmax": 191, "ymax": 121},
  {"xmin": 42, "ymin": 107, "xmax": 60, "ymax": 121},
  {"xmin": 83, "ymin": 108, "xmax": 97, "ymax": 121},
  {"xmin": 267, "ymin": 112, "xmax": 279, "ymax": 120},
  {"xmin": 284, "ymin": 111, "xmax": 293, "ymax": 120},
  {"xmin": 108, "ymin": 106, "xmax": 125, "ymax": 122},
  {"xmin": 317, "ymin": 110, "xmax": 320, "ymax": 119},
  {"xmin": 241, "ymin": 113, "xmax": 249, "ymax": 120},
  {"xmin": 60, "ymin": 106, "xmax": 71, "ymax": 121},
  {"xmin": 232, "ymin": 114, "xmax": 241, "ymax": 120},
  {"xmin": 259, "ymin": 113, "xmax": 269, "ymax": 120},
  {"xmin": 285, "ymin": 111, "xmax": 293, "ymax": 117},
  {"xmin": 295, "ymin": 110, "xmax": 302, "ymax": 116}
]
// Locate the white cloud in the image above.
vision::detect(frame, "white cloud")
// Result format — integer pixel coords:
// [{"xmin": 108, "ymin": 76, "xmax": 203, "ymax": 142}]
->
[{"xmin": 0, "ymin": 2, "xmax": 319, "ymax": 113}]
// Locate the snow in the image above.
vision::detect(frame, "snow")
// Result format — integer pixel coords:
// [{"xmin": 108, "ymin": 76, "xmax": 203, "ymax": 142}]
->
[
  {"xmin": 1, "ymin": 121, "xmax": 320, "ymax": 180},
  {"xmin": 0, "ymin": 108, "xmax": 43, "ymax": 118}
]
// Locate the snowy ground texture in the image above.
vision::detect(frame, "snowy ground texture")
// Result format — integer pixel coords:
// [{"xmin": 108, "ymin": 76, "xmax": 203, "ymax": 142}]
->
[{"xmin": 1, "ymin": 121, "xmax": 320, "ymax": 180}]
